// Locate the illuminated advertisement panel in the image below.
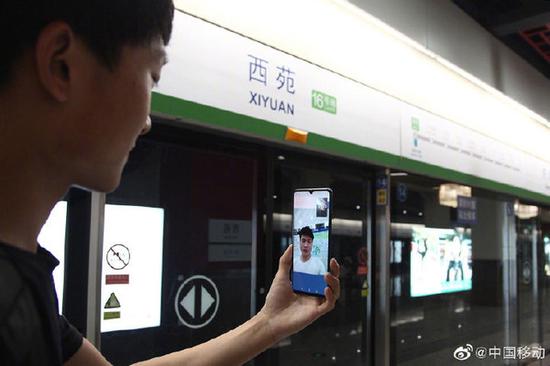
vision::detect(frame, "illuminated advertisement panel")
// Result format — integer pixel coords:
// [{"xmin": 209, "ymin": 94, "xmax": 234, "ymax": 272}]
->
[
  {"xmin": 411, "ymin": 227, "xmax": 472, "ymax": 297},
  {"xmin": 101, "ymin": 205, "xmax": 164, "ymax": 332}
]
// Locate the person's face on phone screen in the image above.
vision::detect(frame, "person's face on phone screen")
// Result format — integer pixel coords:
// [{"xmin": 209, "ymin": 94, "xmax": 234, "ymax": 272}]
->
[{"xmin": 300, "ymin": 235, "xmax": 313, "ymax": 258}]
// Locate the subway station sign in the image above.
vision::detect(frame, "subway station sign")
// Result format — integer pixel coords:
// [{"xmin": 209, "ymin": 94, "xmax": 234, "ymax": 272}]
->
[{"xmin": 157, "ymin": 12, "xmax": 550, "ymax": 199}]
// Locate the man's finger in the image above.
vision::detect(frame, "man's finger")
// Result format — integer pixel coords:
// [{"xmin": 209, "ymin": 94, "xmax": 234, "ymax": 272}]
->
[
  {"xmin": 277, "ymin": 244, "xmax": 293, "ymax": 277},
  {"xmin": 324, "ymin": 273, "xmax": 340, "ymax": 300},
  {"xmin": 318, "ymin": 287, "xmax": 336, "ymax": 314},
  {"xmin": 329, "ymin": 258, "xmax": 341, "ymax": 278}
]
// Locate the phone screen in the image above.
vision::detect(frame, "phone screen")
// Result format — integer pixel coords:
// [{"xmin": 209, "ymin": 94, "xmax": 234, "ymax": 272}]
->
[{"xmin": 291, "ymin": 188, "xmax": 332, "ymax": 297}]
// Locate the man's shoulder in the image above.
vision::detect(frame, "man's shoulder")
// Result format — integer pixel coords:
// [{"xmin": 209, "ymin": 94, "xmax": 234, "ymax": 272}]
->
[
  {"xmin": 0, "ymin": 254, "xmax": 25, "ymax": 321},
  {"xmin": 313, "ymin": 257, "xmax": 326, "ymax": 272},
  {"xmin": 0, "ymin": 252, "xmax": 39, "ymax": 334},
  {"xmin": 0, "ymin": 253, "xmax": 48, "ymax": 365}
]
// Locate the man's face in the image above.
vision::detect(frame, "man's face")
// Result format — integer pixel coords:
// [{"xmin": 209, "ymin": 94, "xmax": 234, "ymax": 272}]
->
[
  {"xmin": 300, "ymin": 235, "xmax": 313, "ymax": 257},
  {"xmin": 50, "ymin": 36, "xmax": 167, "ymax": 192}
]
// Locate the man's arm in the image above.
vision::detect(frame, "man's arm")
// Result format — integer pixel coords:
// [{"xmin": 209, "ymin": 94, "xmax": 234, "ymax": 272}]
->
[
  {"xmin": 135, "ymin": 245, "xmax": 340, "ymax": 366},
  {"xmin": 65, "ymin": 245, "xmax": 340, "ymax": 366},
  {"xmin": 64, "ymin": 339, "xmax": 112, "ymax": 366},
  {"xmin": 134, "ymin": 311, "xmax": 273, "ymax": 366}
]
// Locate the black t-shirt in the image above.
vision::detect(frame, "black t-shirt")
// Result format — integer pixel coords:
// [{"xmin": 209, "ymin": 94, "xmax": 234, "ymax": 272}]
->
[{"xmin": 0, "ymin": 242, "xmax": 83, "ymax": 365}]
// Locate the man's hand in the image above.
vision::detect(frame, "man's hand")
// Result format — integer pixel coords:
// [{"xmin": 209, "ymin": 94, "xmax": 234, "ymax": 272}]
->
[
  {"xmin": 105, "ymin": 245, "xmax": 340, "ymax": 366},
  {"xmin": 259, "ymin": 245, "xmax": 340, "ymax": 343}
]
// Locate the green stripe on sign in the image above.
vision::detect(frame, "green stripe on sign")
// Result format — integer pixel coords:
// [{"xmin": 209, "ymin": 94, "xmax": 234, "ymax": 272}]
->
[
  {"xmin": 152, "ymin": 93, "xmax": 286, "ymax": 140},
  {"xmin": 151, "ymin": 92, "xmax": 550, "ymax": 205},
  {"xmin": 104, "ymin": 311, "xmax": 120, "ymax": 320},
  {"xmin": 307, "ymin": 133, "xmax": 401, "ymax": 167},
  {"xmin": 309, "ymin": 133, "xmax": 550, "ymax": 204}
]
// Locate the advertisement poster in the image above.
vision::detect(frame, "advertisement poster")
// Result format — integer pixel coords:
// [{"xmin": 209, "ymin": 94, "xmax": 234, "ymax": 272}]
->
[{"xmin": 410, "ymin": 227, "xmax": 472, "ymax": 297}]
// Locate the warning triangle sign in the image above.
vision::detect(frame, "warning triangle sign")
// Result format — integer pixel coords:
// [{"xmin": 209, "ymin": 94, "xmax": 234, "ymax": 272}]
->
[{"xmin": 104, "ymin": 293, "xmax": 121, "ymax": 309}]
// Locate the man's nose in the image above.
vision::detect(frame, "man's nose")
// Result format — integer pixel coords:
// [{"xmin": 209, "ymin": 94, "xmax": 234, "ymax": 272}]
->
[{"xmin": 141, "ymin": 115, "xmax": 152, "ymax": 135}]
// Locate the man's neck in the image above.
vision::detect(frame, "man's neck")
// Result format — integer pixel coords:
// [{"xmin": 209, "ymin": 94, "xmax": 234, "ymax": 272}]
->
[
  {"xmin": 0, "ymin": 102, "xmax": 68, "ymax": 253},
  {"xmin": 300, "ymin": 254, "xmax": 311, "ymax": 262},
  {"xmin": 0, "ymin": 179, "xmax": 65, "ymax": 253}
]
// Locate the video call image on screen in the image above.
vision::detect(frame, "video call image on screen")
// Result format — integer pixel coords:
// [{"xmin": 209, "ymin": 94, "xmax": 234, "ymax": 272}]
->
[
  {"xmin": 410, "ymin": 226, "xmax": 472, "ymax": 297},
  {"xmin": 292, "ymin": 190, "xmax": 330, "ymax": 296}
]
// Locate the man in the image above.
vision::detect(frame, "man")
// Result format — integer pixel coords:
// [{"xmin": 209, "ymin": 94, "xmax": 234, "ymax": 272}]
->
[
  {"xmin": 0, "ymin": 1, "xmax": 340, "ymax": 365},
  {"xmin": 446, "ymin": 235, "xmax": 464, "ymax": 282},
  {"xmin": 294, "ymin": 226, "xmax": 327, "ymax": 275}
]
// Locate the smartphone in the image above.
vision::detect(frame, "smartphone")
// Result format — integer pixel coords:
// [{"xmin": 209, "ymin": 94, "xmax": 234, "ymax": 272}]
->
[{"xmin": 291, "ymin": 188, "xmax": 332, "ymax": 297}]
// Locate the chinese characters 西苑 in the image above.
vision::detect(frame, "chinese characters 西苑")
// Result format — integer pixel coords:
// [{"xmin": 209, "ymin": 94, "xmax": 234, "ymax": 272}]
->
[{"xmin": 248, "ymin": 54, "xmax": 295, "ymax": 95}]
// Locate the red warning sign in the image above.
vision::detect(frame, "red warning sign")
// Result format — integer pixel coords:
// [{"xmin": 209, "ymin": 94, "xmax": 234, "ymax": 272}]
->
[{"xmin": 106, "ymin": 274, "xmax": 129, "ymax": 285}]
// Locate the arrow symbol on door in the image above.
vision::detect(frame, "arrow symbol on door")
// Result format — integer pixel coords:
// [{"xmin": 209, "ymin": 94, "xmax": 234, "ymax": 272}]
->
[{"xmin": 180, "ymin": 285, "xmax": 215, "ymax": 318}]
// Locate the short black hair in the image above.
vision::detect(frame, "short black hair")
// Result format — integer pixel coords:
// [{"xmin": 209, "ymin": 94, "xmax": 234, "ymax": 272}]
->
[
  {"xmin": 298, "ymin": 226, "xmax": 314, "ymax": 240},
  {"xmin": 0, "ymin": 0, "xmax": 174, "ymax": 88}
]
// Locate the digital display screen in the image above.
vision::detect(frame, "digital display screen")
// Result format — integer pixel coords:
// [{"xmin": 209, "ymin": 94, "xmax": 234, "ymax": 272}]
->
[
  {"xmin": 39, "ymin": 201, "xmax": 68, "ymax": 309},
  {"xmin": 292, "ymin": 190, "xmax": 331, "ymax": 296},
  {"xmin": 410, "ymin": 227, "xmax": 472, "ymax": 297},
  {"xmin": 101, "ymin": 204, "xmax": 164, "ymax": 332}
]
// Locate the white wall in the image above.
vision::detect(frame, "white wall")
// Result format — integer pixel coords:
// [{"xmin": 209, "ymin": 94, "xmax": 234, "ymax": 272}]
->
[{"xmin": 349, "ymin": 0, "xmax": 550, "ymax": 121}]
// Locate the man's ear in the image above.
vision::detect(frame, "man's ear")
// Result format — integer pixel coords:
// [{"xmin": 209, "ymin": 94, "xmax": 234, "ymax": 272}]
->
[{"xmin": 35, "ymin": 22, "xmax": 75, "ymax": 102}]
